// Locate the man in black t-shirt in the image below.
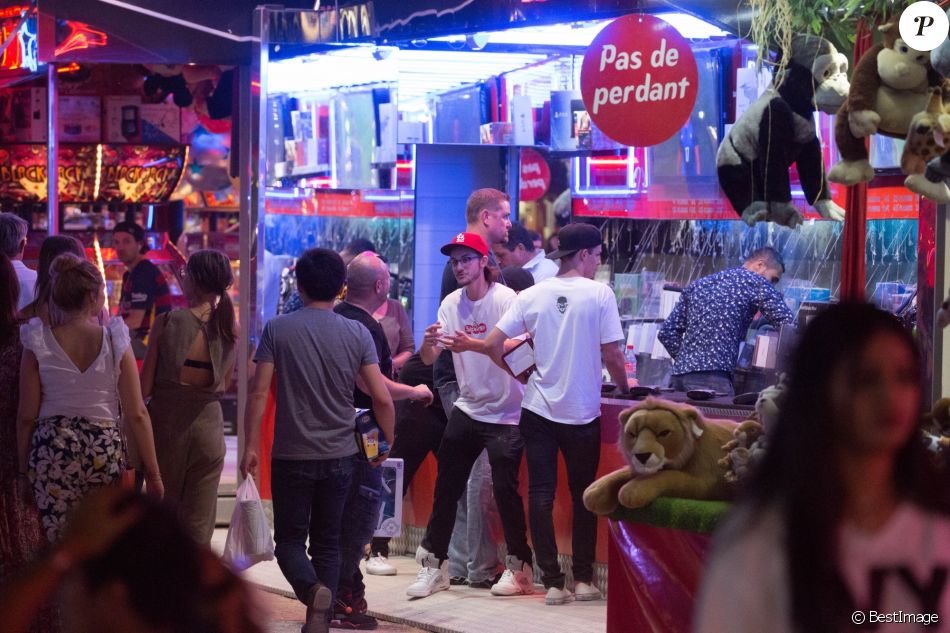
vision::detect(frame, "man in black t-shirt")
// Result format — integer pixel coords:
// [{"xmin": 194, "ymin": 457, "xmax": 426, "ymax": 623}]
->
[
  {"xmin": 331, "ymin": 252, "xmax": 430, "ymax": 629},
  {"xmin": 114, "ymin": 221, "xmax": 171, "ymax": 359}
]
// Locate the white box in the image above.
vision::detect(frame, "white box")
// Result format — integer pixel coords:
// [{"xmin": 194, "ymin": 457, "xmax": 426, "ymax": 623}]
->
[
  {"xmin": 59, "ymin": 96, "xmax": 101, "ymax": 143},
  {"xmin": 510, "ymin": 94, "xmax": 534, "ymax": 145},
  {"xmin": 373, "ymin": 458, "xmax": 404, "ymax": 538},
  {"xmin": 104, "ymin": 95, "xmax": 142, "ymax": 143},
  {"xmin": 11, "ymin": 87, "xmax": 47, "ymax": 142},
  {"xmin": 140, "ymin": 103, "xmax": 180, "ymax": 144},
  {"xmin": 397, "ymin": 120, "xmax": 425, "ymax": 144}
]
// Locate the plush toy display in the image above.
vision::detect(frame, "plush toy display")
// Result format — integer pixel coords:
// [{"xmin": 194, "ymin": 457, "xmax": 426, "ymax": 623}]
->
[
  {"xmin": 905, "ymin": 7, "xmax": 950, "ymax": 203},
  {"xmin": 900, "ymin": 88, "xmax": 950, "ymax": 176},
  {"xmin": 718, "ymin": 419, "xmax": 766, "ymax": 483},
  {"xmin": 829, "ymin": 21, "xmax": 950, "ymax": 186},
  {"xmin": 583, "ymin": 398, "xmax": 738, "ymax": 514},
  {"xmin": 922, "ymin": 398, "xmax": 950, "ymax": 453},
  {"xmin": 717, "ymin": 34, "xmax": 850, "ymax": 228}
]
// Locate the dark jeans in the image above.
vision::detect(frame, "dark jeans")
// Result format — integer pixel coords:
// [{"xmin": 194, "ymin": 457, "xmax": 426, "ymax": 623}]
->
[
  {"xmin": 520, "ymin": 408, "xmax": 600, "ymax": 590},
  {"xmin": 338, "ymin": 459, "xmax": 383, "ymax": 608},
  {"xmin": 420, "ymin": 407, "xmax": 532, "ymax": 565},
  {"xmin": 271, "ymin": 456, "xmax": 355, "ymax": 605},
  {"xmin": 671, "ymin": 371, "xmax": 734, "ymax": 396},
  {"xmin": 370, "ymin": 394, "xmax": 448, "ymax": 557}
]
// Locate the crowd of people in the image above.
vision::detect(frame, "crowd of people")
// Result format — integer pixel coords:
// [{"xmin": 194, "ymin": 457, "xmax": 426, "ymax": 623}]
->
[
  {"xmin": 239, "ymin": 189, "xmax": 630, "ymax": 633},
  {"xmin": 2, "ymin": 193, "xmax": 947, "ymax": 633},
  {"xmin": 0, "ymin": 212, "xmax": 251, "ymax": 632}
]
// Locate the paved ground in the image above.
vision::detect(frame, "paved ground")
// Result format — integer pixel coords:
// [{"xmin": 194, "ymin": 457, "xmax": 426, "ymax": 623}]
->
[{"xmin": 257, "ymin": 588, "xmax": 427, "ymax": 633}]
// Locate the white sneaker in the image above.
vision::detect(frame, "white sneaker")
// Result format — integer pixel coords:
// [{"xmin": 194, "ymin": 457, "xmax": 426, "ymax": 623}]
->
[
  {"xmin": 406, "ymin": 547, "xmax": 449, "ymax": 598},
  {"xmin": 365, "ymin": 554, "xmax": 397, "ymax": 576},
  {"xmin": 574, "ymin": 581, "xmax": 603, "ymax": 601},
  {"xmin": 544, "ymin": 586, "xmax": 574, "ymax": 605},
  {"xmin": 491, "ymin": 556, "xmax": 535, "ymax": 596}
]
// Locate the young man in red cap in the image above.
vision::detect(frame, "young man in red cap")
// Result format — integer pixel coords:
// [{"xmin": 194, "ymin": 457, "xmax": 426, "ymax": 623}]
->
[
  {"xmin": 406, "ymin": 232, "xmax": 534, "ymax": 600},
  {"xmin": 478, "ymin": 223, "xmax": 629, "ymax": 605}
]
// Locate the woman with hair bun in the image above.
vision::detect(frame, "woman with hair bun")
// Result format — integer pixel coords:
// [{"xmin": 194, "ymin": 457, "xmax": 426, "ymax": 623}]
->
[
  {"xmin": 19, "ymin": 235, "xmax": 86, "ymax": 323},
  {"xmin": 141, "ymin": 249, "xmax": 236, "ymax": 543},
  {"xmin": 16, "ymin": 253, "xmax": 163, "ymax": 542}
]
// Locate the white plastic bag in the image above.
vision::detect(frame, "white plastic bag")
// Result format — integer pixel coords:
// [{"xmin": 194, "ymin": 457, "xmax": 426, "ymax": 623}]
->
[{"xmin": 222, "ymin": 475, "xmax": 274, "ymax": 570}]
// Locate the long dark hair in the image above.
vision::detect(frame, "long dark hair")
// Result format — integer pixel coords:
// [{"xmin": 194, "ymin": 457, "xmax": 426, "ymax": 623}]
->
[
  {"xmin": 186, "ymin": 249, "xmax": 235, "ymax": 344},
  {"xmin": 0, "ymin": 253, "xmax": 18, "ymax": 346},
  {"xmin": 33, "ymin": 235, "xmax": 85, "ymax": 305},
  {"xmin": 736, "ymin": 302, "xmax": 950, "ymax": 632}
]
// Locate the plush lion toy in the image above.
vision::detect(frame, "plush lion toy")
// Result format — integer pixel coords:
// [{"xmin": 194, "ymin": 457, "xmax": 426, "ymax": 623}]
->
[
  {"xmin": 583, "ymin": 398, "xmax": 738, "ymax": 514},
  {"xmin": 829, "ymin": 19, "xmax": 950, "ymax": 185}
]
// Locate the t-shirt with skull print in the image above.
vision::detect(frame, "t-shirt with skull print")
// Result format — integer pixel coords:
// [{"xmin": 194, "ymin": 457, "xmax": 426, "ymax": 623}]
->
[{"xmin": 496, "ymin": 275, "xmax": 623, "ymax": 425}]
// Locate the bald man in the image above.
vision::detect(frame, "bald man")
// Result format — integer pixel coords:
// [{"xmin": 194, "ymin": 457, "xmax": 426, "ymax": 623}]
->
[{"xmin": 332, "ymin": 252, "xmax": 432, "ymax": 628}]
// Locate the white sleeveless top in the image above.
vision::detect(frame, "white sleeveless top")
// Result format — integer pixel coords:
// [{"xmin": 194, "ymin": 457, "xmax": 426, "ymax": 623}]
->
[{"xmin": 21, "ymin": 318, "xmax": 130, "ymax": 422}]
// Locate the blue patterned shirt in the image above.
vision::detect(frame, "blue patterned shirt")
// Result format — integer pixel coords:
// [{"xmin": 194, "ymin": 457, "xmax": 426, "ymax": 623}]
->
[{"xmin": 657, "ymin": 267, "xmax": 794, "ymax": 375}]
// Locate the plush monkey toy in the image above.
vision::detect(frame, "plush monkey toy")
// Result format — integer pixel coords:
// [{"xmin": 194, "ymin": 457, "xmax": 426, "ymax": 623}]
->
[
  {"xmin": 717, "ymin": 34, "xmax": 849, "ymax": 227},
  {"xmin": 829, "ymin": 21, "xmax": 950, "ymax": 186}
]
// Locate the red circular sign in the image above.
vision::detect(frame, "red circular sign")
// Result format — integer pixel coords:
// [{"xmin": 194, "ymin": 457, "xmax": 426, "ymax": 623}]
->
[
  {"xmin": 581, "ymin": 14, "xmax": 698, "ymax": 147},
  {"xmin": 519, "ymin": 149, "xmax": 551, "ymax": 202}
]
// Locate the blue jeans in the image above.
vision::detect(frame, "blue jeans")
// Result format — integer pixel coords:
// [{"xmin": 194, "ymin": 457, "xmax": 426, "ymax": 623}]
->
[
  {"xmin": 671, "ymin": 371, "xmax": 734, "ymax": 396},
  {"xmin": 338, "ymin": 459, "xmax": 383, "ymax": 608},
  {"xmin": 271, "ymin": 456, "xmax": 356, "ymax": 605},
  {"xmin": 438, "ymin": 382, "xmax": 501, "ymax": 582}
]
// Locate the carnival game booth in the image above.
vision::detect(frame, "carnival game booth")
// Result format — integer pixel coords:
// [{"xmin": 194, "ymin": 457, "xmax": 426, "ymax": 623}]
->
[
  {"xmin": 252, "ymin": 0, "xmax": 745, "ymax": 596},
  {"xmin": 250, "ymin": 1, "xmax": 942, "ymax": 630}
]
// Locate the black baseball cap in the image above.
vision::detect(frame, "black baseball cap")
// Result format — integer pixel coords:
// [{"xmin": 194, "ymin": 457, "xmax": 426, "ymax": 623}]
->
[
  {"xmin": 113, "ymin": 221, "xmax": 148, "ymax": 254},
  {"xmin": 113, "ymin": 221, "xmax": 145, "ymax": 243},
  {"xmin": 546, "ymin": 223, "xmax": 602, "ymax": 260}
]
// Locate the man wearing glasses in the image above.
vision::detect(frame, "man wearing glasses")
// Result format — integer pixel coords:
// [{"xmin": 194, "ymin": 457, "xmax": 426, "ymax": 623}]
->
[
  {"xmin": 423, "ymin": 188, "xmax": 511, "ymax": 588},
  {"xmin": 657, "ymin": 246, "xmax": 794, "ymax": 396},
  {"xmin": 408, "ymin": 232, "xmax": 533, "ymax": 599}
]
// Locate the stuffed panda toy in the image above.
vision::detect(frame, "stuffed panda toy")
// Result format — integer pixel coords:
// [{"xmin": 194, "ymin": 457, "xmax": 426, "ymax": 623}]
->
[{"xmin": 717, "ymin": 35, "xmax": 850, "ymax": 227}]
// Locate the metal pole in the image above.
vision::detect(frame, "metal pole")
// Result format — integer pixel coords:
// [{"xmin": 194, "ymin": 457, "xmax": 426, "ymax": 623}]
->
[
  {"xmin": 934, "ymin": 203, "xmax": 948, "ymax": 401},
  {"xmin": 47, "ymin": 63, "xmax": 58, "ymax": 235},
  {"xmin": 236, "ymin": 6, "xmax": 267, "ymax": 482}
]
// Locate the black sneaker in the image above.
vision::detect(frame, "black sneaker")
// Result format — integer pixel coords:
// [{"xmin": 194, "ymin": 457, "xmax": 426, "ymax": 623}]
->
[
  {"xmin": 330, "ymin": 612, "xmax": 378, "ymax": 630},
  {"xmin": 468, "ymin": 572, "xmax": 504, "ymax": 589},
  {"xmin": 302, "ymin": 584, "xmax": 332, "ymax": 633},
  {"xmin": 449, "ymin": 575, "xmax": 469, "ymax": 586}
]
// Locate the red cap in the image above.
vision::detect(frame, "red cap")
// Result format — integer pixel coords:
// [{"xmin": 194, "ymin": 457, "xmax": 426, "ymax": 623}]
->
[{"xmin": 440, "ymin": 232, "xmax": 489, "ymax": 257}]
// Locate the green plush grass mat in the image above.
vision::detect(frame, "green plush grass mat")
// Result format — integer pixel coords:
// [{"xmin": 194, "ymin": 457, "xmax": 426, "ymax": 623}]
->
[{"xmin": 609, "ymin": 497, "xmax": 731, "ymax": 534}]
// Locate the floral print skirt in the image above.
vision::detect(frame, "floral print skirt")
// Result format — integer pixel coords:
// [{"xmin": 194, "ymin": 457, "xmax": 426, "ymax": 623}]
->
[{"xmin": 28, "ymin": 415, "xmax": 124, "ymax": 542}]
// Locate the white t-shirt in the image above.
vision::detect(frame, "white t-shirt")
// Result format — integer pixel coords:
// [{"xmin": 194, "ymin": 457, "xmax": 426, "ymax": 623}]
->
[
  {"xmin": 522, "ymin": 250, "xmax": 559, "ymax": 283},
  {"xmin": 439, "ymin": 283, "xmax": 524, "ymax": 425},
  {"xmin": 496, "ymin": 275, "xmax": 623, "ymax": 424},
  {"xmin": 695, "ymin": 503, "xmax": 950, "ymax": 633},
  {"xmin": 12, "ymin": 260, "xmax": 36, "ymax": 310}
]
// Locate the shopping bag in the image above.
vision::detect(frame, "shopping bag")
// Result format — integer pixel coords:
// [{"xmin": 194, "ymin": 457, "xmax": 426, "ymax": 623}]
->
[{"xmin": 222, "ymin": 475, "xmax": 274, "ymax": 570}]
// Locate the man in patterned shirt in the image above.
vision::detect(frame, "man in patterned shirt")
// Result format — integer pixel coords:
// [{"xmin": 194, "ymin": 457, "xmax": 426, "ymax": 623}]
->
[{"xmin": 658, "ymin": 247, "xmax": 794, "ymax": 396}]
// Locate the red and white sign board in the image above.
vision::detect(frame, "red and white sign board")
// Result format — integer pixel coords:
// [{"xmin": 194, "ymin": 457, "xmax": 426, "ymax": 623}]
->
[
  {"xmin": 519, "ymin": 148, "xmax": 551, "ymax": 201},
  {"xmin": 581, "ymin": 14, "xmax": 698, "ymax": 147}
]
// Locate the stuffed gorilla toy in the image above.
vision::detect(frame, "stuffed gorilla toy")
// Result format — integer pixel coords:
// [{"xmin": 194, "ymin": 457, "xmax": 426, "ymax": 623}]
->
[
  {"xmin": 904, "ymin": 6, "xmax": 950, "ymax": 203},
  {"xmin": 717, "ymin": 34, "xmax": 850, "ymax": 228}
]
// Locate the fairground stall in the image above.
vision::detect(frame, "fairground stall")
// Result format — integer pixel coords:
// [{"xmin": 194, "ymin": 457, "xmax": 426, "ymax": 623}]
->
[
  {"xmin": 0, "ymin": 0, "xmax": 323, "ymax": 438},
  {"xmin": 247, "ymin": 2, "xmax": 946, "ymax": 632}
]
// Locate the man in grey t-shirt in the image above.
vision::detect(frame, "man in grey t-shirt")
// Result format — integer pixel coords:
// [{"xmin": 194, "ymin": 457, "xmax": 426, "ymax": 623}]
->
[{"xmin": 241, "ymin": 248, "xmax": 394, "ymax": 633}]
